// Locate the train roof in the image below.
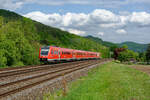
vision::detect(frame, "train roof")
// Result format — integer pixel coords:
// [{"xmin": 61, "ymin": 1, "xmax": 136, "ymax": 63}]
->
[{"xmin": 41, "ymin": 46, "xmax": 100, "ymax": 54}]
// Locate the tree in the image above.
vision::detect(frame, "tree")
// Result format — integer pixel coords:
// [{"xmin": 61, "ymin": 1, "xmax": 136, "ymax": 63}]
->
[
  {"xmin": 114, "ymin": 48, "xmax": 126, "ymax": 60},
  {"xmin": 118, "ymin": 49, "xmax": 138, "ymax": 62},
  {"xmin": 110, "ymin": 45, "xmax": 118, "ymax": 58},
  {"xmin": 139, "ymin": 52, "xmax": 146, "ymax": 62},
  {"xmin": 0, "ymin": 16, "xmax": 3, "ymax": 28},
  {"xmin": 0, "ymin": 49, "xmax": 7, "ymax": 67},
  {"xmin": 146, "ymin": 44, "xmax": 150, "ymax": 62},
  {"xmin": 122, "ymin": 44, "xmax": 128, "ymax": 49},
  {"xmin": 110, "ymin": 45, "xmax": 118, "ymax": 52}
]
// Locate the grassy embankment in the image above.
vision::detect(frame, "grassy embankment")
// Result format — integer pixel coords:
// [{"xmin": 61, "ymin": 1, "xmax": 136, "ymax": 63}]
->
[{"xmin": 44, "ymin": 62, "xmax": 150, "ymax": 100}]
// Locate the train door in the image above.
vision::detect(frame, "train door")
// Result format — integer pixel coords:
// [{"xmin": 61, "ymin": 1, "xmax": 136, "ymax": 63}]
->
[
  {"xmin": 52, "ymin": 48, "xmax": 58, "ymax": 60},
  {"xmin": 73, "ymin": 51, "xmax": 75, "ymax": 59},
  {"xmin": 58, "ymin": 49, "xmax": 60, "ymax": 60},
  {"xmin": 55, "ymin": 49, "xmax": 59, "ymax": 60}
]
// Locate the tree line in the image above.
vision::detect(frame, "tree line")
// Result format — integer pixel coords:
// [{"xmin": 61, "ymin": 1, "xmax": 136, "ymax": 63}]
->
[{"xmin": 111, "ymin": 44, "xmax": 150, "ymax": 64}]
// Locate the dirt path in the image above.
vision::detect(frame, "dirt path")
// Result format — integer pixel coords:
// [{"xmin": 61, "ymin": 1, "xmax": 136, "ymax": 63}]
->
[{"xmin": 130, "ymin": 65, "xmax": 150, "ymax": 75}]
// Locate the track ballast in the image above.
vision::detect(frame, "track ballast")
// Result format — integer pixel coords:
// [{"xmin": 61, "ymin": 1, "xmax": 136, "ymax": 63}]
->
[{"xmin": 0, "ymin": 59, "xmax": 111, "ymax": 100}]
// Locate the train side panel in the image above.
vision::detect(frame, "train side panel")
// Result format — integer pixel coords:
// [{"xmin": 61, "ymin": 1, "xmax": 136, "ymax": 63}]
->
[
  {"xmin": 60, "ymin": 48, "xmax": 73, "ymax": 60},
  {"xmin": 47, "ymin": 47, "xmax": 60, "ymax": 61},
  {"xmin": 39, "ymin": 46, "xmax": 101, "ymax": 62}
]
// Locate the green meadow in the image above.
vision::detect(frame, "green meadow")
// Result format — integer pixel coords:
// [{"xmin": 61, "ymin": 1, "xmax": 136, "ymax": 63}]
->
[{"xmin": 44, "ymin": 62, "xmax": 150, "ymax": 100}]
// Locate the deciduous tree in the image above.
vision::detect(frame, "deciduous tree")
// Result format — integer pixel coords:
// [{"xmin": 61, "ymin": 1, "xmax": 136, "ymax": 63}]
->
[{"xmin": 146, "ymin": 44, "xmax": 150, "ymax": 62}]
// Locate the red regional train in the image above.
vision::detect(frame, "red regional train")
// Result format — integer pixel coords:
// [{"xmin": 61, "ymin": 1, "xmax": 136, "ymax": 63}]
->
[{"xmin": 39, "ymin": 46, "xmax": 100, "ymax": 62}]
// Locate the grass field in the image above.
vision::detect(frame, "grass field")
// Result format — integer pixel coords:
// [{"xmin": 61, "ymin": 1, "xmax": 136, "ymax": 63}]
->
[{"xmin": 44, "ymin": 62, "xmax": 150, "ymax": 100}]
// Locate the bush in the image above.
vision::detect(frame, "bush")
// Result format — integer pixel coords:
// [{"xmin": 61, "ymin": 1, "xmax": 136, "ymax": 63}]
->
[
  {"xmin": 0, "ymin": 50, "xmax": 7, "ymax": 67},
  {"xmin": 118, "ymin": 50, "xmax": 138, "ymax": 62}
]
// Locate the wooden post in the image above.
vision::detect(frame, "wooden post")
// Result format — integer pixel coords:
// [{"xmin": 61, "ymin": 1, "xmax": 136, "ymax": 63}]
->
[{"xmin": 62, "ymin": 73, "xmax": 67, "ymax": 96}]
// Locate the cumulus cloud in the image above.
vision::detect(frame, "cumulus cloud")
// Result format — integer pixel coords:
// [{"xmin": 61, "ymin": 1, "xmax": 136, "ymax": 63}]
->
[
  {"xmin": 24, "ymin": 11, "xmax": 62, "ymax": 26},
  {"xmin": 97, "ymin": 32, "xmax": 104, "ymax": 36},
  {"xmin": 90, "ymin": 9, "xmax": 119, "ymax": 23},
  {"xmin": 129, "ymin": 12, "xmax": 150, "ymax": 25},
  {"xmin": 116, "ymin": 29, "xmax": 127, "ymax": 34},
  {"xmin": 24, "ymin": 9, "xmax": 150, "ymax": 43},
  {"xmin": 67, "ymin": 29, "xmax": 86, "ymax": 36},
  {"xmin": 61, "ymin": 13, "xmax": 88, "ymax": 27}
]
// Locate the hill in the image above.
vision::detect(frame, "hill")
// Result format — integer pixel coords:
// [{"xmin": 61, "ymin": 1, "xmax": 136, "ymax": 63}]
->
[
  {"xmin": 85, "ymin": 35, "xmax": 148, "ymax": 52},
  {"xmin": 85, "ymin": 35, "xmax": 117, "ymax": 47},
  {"xmin": 0, "ymin": 9, "xmax": 110, "ymax": 67},
  {"xmin": 118, "ymin": 42, "xmax": 148, "ymax": 52}
]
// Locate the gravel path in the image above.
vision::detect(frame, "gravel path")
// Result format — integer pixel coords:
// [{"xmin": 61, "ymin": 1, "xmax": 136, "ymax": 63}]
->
[{"xmin": 130, "ymin": 65, "xmax": 150, "ymax": 74}]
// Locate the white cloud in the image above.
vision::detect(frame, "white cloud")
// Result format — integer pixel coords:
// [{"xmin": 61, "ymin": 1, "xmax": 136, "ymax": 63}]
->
[
  {"xmin": 97, "ymin": 32, "xmax": 104, "ymax": 36},
  {"xmin": 0, "ymin": 0, "xmax": 23, "ymax": 10},
  {"xmin": 67, "ymin": 29, "xmax": 86, "ymax": 35},
  {"xmin": 100, "ymin": 23, "xmax": 123, "ymax": 28},
  {"xmin": 116, "ymin": 29, "xmax": 127, "ymax": 34},
  {"xmin": 90, "ymin": 9, "xmax": 119, "ymax": 23},
  {"xmin": 24, "ymin": 9, "xmax": 150, "ymax": 43},
  {"xmin": 129, "ymin": 12, "xmax": 150, "ymax": 25},
  {"xmin": 24, "ymin": 11, "xmax": 62, "ymax": 26},
  {"xmin": 62, "ymin": 13, "xmax": 88, "ymax": 27}
]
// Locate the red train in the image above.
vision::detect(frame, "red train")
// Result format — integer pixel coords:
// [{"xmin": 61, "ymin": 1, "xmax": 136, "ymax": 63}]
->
[{"xmin": 39, "ymin": 46, "xmax": 100, "ymax": 62}]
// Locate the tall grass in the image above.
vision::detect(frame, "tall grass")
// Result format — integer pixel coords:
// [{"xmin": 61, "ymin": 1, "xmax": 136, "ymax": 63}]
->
[{"xmin": 54, "ymin": 62, "xmax": 150, "ymax": 100}]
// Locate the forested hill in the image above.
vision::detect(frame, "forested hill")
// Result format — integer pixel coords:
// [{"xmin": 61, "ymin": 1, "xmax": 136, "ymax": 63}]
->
[
  {"xmin": 86, "ymin": 35, "xmax": 148, "ymax": 52},
  {"xmin": 0, "ymin": 9, "xmax": 110, "ymax": 67},
  {"xmin": 85, "ymin": 35, "xmax": 117, "ymax": 47},
  {"xmin": 118, "ymin": 42, "xmax": 148, "ymax": 52}
]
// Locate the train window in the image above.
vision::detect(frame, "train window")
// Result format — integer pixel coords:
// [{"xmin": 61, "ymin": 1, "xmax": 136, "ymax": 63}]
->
[
  {"xmin": 54, "ymin": 50, "xmax": 58, "ymax": 55},
  {"xmin": 41, "ymin": 51, "xmax": 49, "ymax": 55},
  {"xmin": 41, "ymin": 48, "xmax": 49, "ymax": 56},
  {"xmin": 41, "ymin": 46, "xmax": 50, "ymax": 49},
  {"xmin": 78, "ymin": 52, "xmax": 82, "ymax": 55},
  {"xmin": 51, "ymin": 50, "xmax": 53, "ymax": 54},
  {"xmin": 62, "ymin": 51, "xmax": 71, "ymax": 55}
]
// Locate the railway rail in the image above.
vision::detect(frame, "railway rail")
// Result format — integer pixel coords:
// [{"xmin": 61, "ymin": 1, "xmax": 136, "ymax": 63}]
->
[
  {"xmin": 0, "ymin": 59, "xmax": 111, "ymax": 99},
  {"xmin": 0, "ymin": 60, "xmax": 90, "ymax": 78},
  {"xmin": 0, "ymin": 60, "xmax": 94, "ymax": 87}
]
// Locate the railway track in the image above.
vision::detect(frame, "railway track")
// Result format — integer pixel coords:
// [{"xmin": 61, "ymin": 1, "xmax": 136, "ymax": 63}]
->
[
  {"xmin": 0, "ymin": 60, "xmax": 103, "ymax": 99},
  {"xmin": 0, "ymin": 60, "xmax": 90, "ymax": 78},
  {"xmin": 0, "ymin": 60, "xmax": 94, "ymax": 87}
]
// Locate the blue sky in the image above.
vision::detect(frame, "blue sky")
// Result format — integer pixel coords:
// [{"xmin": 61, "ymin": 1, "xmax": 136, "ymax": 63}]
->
[{"xmin": 0, "ymin": 0, "xmax": 150, "ymax": 43}]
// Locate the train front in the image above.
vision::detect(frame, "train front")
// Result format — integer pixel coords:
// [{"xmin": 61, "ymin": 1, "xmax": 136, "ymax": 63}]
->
[{"xmin": 39, "ymin": 46, "xmax": 50, "ymax": 62}]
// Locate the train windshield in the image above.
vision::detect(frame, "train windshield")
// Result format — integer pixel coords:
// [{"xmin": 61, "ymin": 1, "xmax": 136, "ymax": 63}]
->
[{"xmin": 41, "ymin": 46, "xmax": 50, "ymax": 56}]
